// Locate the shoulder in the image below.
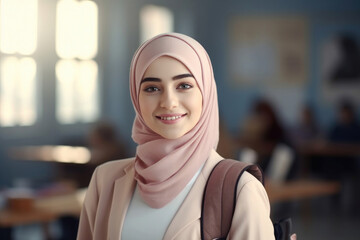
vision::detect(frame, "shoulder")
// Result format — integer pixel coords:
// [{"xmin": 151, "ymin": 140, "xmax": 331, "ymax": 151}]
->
[
  {"xmin": 230, "ymin": 169, "xmax": 274, "ymax": 239},
  {"xmin": 237, "ymin": 171, "xmax": 263, "ymax": 189},
  {"xmin": 236, "ymin": 170, "xmax": 270, "ymax": 207},
  {"xmin": 92, "ymin": 157, "xmax": 135, "ymax": 185},
  {"xmin": 97, "ymin": 157, "xmax": 135, "ymax": 172}
]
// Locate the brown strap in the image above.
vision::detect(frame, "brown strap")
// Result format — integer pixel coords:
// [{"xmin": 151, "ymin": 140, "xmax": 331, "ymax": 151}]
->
[{"xmin": 201, "ymin": 159, "xmax": 263, "ymax": 240}]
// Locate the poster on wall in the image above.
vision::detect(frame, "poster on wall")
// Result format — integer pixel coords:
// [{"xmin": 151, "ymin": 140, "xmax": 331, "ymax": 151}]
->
[
  {"xmin": 321, "ymin": 33, "xmax": 360, "ymax": 105},
  {"xmin": 228, "ymin": 16, "xmax": 308, "ymax": 87}
]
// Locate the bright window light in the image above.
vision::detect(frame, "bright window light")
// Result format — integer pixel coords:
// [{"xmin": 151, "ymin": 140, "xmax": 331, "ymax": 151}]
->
[
  {"xmin": 0, "ymin": 57, "xmax": 37, "ymax": 126},
  {"xmin": 0, "ymin": 0, "xmax": 38, "ymax": 55},
  {"xmin": 56, "ymin": 0, "xmax": 99, "ymax": 124},
  {"xmin": 140, "ymin": 5, "xmax": 174, "ymax": 43},
  {"xmin": 56, "ymin": 60, "xmax": 99, "ymax": 124},
  {"xmin": 77, "ymin": 60, "xmax": 99, "ymax": 122},
  {"xmin": 56, "ymin": 60, "xmax": 77, "ymax": 124},
  {"xmin": 56, "ymin": 0, "xmax": 98, "ymax": 59}
]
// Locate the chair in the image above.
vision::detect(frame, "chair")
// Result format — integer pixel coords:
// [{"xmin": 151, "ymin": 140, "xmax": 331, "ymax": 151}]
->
[
  {"xmin": 266, "ymin": 144, "xmax": 294, "ymax": 182},
  {"xmin": 238, "ymin": 148, "xmax": 257, "ymax": 164}
]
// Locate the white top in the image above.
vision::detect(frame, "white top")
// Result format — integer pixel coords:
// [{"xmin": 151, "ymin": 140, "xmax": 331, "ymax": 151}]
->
[{"xmin": 121, "ymin": 167, "xmax": 202, "ymax": 240}]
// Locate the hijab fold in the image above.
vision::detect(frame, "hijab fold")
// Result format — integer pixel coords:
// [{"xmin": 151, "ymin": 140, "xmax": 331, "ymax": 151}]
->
[{"xmin": 130, "ymin": 33, "xmax": 219, "ymax": 208}]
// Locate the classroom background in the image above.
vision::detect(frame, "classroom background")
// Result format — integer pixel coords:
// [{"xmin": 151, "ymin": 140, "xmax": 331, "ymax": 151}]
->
[{"xmin": 0, "ymin": 0, "xmax": 360, "ymax": 239}]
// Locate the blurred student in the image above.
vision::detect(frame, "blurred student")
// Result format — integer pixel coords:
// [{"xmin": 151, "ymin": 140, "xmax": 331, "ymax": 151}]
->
[
  {"xmin": 328, "ymin": 100, "xmax": 360, "ymax": 144},
  {"xmin": 291, "ymin": 104, "xmax": 321, "ymax": 146},
  {"xmin": 87, "ymin": 121, "xmax": 127, "ymax": 165},
  {"xmin": 238, "ymin": 98, "xmax": 296, "ymax": 179},
  {"xmin": 58, "ymin": 122, "xmax": 128, "ymax": 240},
  {"xmin": 325, "ymin": 100, "xmax": 360, "ymax": 178},
  {"xmin": 62, "ymin": 121, "xmax": 127, "ymax": 188}
]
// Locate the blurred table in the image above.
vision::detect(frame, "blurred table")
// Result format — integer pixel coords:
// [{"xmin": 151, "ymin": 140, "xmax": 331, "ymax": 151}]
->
[
  {"xmin": 0, "ymin": 208, "xmax": 55, "ymax": 228},
  {"xmin": 0, "ymin": 180, "xmax": 340, "ymax": 239},
  {"xmin": 0, "ymin": 189, "xmax": 86, "ymax": 240},
  {"xmin": 8, "ymin": 145, "xmax": 103, "ymax": 188},
  {"xmin": 266, "ymin": 179, "xmax": 341, "ymax": 203},
  {"xmin": 298, "ymin": 142, "xmax": 360, "ymax": 157},
  {"xmin": 296, "ymin": 142, "xmax": 360, "ymax": 176}
]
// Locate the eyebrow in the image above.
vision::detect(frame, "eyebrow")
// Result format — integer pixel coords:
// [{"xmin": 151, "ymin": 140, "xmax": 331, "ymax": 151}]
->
[
  {"xmin": 141, "ymin": 77, "xmax": 160, "ymax": 84},
  {"xmin": 141, "ymin": 73, "xmax": 194, "ymax": 84},
  {"xmin": 172, "ymin": 73, "xmax": 194, "ymax": 80}
]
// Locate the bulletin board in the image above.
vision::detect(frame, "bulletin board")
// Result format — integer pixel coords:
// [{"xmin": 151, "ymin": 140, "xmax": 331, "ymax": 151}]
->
[{"xmin": 228, "ymin": 16, "xmax": 308, "ymax": 87}]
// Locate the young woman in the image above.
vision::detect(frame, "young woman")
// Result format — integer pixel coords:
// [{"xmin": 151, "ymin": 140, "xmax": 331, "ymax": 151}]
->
[{"xmin": 77, "ymin": 33, "xmax": 275, "ymax": 240}]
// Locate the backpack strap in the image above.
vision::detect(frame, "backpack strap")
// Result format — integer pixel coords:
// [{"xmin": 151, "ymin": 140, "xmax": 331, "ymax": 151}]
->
[{"xmin": 201, "ymin": 159, "xmax": 264, "ymax": 240}]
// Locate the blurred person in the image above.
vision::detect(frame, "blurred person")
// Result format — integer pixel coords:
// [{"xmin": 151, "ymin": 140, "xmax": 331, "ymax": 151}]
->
[
  {"xmin": 57, "ymin": 121, "xmax": 127, "ymax": 188},
  {"xmin": 317, "ymin": 100, "xmax": 360, "ymax": 214},
  {"xmin": 238, "ymin": 98, "xmax": 297, "ymax": 180},
  {"xmin": 77, "ymin": 33, "xmax": 276, "ymax": 240},
  {"xmin": 87, "ymin": 121, "xmax": 127, "ymax": 165},
  {"xmin": 290, "ymin": 104, "xmax": 322, "ymax": 146},
  {"xmin": 57, "ymin": 122, "xmax": 127, "ymax": 240},
  {"xmin": 290, "ymin": 104, "xmax": 332, "ymax": 178},
  {"xmin": 328, "ymin": 100, "xmax": 360, "ymax": 144},
  {"xmin": 216, "ymin": 118, "xmax": 238, "ymax": 159},
  {"xmin": 324, "ymin": 99, "xmax": 360, "ymax": 178},
  {"xmin": 80, "ymin": 121, "xmax": 127, "ymax": 185}
]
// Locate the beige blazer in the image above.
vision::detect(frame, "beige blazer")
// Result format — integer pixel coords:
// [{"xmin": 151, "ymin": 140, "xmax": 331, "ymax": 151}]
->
[{"xmin": 77, "ymin": 150, "xmax": 275, "ymax": 240}]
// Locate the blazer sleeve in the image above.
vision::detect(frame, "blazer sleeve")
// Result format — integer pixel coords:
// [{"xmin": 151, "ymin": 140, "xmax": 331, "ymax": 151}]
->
[
  {"xmin": 77, "ymin": 167, "xmax": 100, "ymax": 240},
  {"xmin": 228, "ymin": 172, "xmax": 275, "ymax": 240}
]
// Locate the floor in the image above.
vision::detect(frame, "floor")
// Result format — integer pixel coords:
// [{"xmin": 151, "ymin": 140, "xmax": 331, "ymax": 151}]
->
[
  {"xmin": 293, "ymin": 213, "xmax": 360, "ymax": 240},
  {"xmin": 271, "ymin": 180, "xmax": 360, "ymax": 240}
]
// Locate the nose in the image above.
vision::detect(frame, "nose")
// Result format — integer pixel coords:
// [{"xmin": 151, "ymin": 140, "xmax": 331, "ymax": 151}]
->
[{"xmin": 160, "ymin": 88, "xmax": 178, "ymax": 110}]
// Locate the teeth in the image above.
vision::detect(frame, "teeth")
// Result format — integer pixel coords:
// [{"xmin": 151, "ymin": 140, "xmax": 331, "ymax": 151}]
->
[{"xmin": 160, "ymin": 115, "xmax": 182, "ymax": 120}]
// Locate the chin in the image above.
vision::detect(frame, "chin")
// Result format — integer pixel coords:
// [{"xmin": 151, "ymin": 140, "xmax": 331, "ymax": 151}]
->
[
  {"xmin": 161, "ymin": 135, "xmax": 182, "ymax": 140},
  {"xmin": 160, "ymin": 132, "xmax": 185, "ymax": 140}
]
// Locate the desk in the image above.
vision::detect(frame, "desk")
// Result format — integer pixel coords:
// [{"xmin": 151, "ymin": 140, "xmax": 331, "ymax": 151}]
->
[
  {"xmin": 0, "ymin": 209, "xmax": 55, "ymax": 228},
  {"xmin": 0, "ymin": 189, "xmax": 86, "ymax": 240},
  {"xmin": 298, "ymin": 142, "xmax": 360, "ymax": 157},
  {"xmin": 35, "ymin": 188, "xmax": 86, "ymax": 216},
  {"xmin": 0, "ymin": 181, "xmax": 340, "ymax": 238},
  {"xmin": 266, "ymin": 180, "xmax": 341, "ymax": 203},
  {"xmin": 296, "ymin": 142, "xmax": 360, "ymax": 177},
  {"xmin": 0, "ymin": 181, "xmax": 341, "ymax": 222}
]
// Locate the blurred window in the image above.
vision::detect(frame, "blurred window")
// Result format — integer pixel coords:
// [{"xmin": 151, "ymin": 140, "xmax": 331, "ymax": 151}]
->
[
  {"xmin": 56, "ymin": 0, "xmax": 99, "ymax": 124},
  {"xmin": 140, "ymin": 5, "xmax": 174, "ymax": 43},
  {"xmin": 0, "ymin": 0, "xmax": 38, "ymax": 127}
]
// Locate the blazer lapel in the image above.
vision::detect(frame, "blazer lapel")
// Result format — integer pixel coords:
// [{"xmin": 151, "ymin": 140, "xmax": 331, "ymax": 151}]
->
[
  {"xmin": 108, "ymin": 162, "xmax": 136, "ymax": 240},
  {"xmin": 164, "ymin": 150, "xmax": 222, "ymax": 239}
]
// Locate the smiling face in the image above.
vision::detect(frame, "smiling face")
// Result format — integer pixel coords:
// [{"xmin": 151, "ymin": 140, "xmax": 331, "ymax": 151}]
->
[{"xmin": 138, "ymin": 56, "xmax": 203, "ymax": 139}]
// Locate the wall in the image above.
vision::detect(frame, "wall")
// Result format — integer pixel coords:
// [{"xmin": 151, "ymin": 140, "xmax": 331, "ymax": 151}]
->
[
  {"xmin": 193, "ymin": 0, "xmax": 360, "ymax": 134},
  {"xmin": 1, "ymin": 0, "xmax": 360, "ymax": 187}
]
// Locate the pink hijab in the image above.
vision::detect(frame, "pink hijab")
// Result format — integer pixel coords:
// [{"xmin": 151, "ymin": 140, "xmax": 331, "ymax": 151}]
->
[{"xmin": 129, "ymin": 33, "xmax": 219, "ymax": 208}]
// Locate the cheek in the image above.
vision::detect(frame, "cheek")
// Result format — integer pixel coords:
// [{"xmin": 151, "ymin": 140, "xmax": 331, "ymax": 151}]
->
[
  {"xmin": 139, "ymin": 95, "xmax": 152, "ymax": 120},
  {"xmin": 188, "ymin": 90, "xmax": 203, "ymax": 119}
]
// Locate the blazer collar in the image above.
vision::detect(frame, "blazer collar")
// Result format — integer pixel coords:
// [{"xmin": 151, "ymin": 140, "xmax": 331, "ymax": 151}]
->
[
  {"xmin": 108, "ymin": 160, "xmax": 136, "ymax": 240},
  {"xmin": 106, "ymin": 151, "xmax": 223, "ymax": 240},
  {"xmin": 163, "ymin": 149, "xmax": 223, "ymax": 239}
]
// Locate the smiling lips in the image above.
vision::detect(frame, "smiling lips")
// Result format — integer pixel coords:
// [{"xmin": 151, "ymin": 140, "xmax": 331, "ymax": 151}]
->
[{"xmin": 156, "ymin": 114, "xmax": 187, "ymax": 124}]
